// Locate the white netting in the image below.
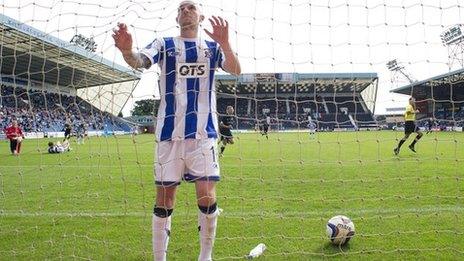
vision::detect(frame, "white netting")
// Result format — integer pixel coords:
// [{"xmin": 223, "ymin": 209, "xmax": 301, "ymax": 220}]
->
[{"xmin": 0, "ymin": 0, "xmax": 463, "ymax": 259}]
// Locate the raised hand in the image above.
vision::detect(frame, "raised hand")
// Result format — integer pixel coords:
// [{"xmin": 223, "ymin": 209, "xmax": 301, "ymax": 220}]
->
[
  {"xmin": 112, "ymin": 23, "xmax": 133, "ymax": 53},
  {"xmin": 204, "ymin": 16, "xmax": 229, "ymax": 47}
]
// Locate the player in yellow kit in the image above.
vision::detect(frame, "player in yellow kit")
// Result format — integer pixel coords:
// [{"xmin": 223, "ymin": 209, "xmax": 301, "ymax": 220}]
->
[{"xmin": 394, "ymin": 97, "xmax": 423, "ymax": 155}]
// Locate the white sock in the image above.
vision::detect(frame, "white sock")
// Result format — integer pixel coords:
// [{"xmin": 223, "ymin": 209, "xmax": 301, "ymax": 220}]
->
[
  {"xmin": 198, "ymin": 208, "xmax": 219, "ymax": 261},
  {"xmin": 152, "ymin": 215, "xmax": 171, "ymax": 261}
]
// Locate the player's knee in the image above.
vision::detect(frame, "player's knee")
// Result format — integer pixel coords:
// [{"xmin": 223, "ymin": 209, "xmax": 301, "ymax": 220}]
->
[
  {"xmin": 197, "ymin": 192, "xmax": 216, "ymax": 207},
  {"xmin": 155, "ymin": 197, "xmax": 175, "ymax": 209},
  {"xmin": 155, "ymin": 187, "xmax": 176, "ymax": 207},
  {"xmin": 198, "ymin": 202, "xmax": 217, "ymax": 214},
  {"xmin": 153, "ymin": 206, "xmax": 173, "ymax": 218}
]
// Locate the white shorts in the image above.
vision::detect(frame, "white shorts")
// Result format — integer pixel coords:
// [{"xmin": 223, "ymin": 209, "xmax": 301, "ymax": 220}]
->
[{"xmin": 154, "ymin": 138, "xmax": 220, "ymax": 186}]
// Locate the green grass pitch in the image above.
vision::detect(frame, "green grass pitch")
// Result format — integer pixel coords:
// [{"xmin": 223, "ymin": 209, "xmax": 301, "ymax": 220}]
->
[{"xmin": 0, "ymin": 131, "xmax": 463, "ymax": 260}]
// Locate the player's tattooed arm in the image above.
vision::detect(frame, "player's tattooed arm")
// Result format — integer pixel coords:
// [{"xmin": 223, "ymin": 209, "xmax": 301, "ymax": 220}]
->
[
  {"xmin": 121, "ymin": 51, "xmax": 152, "ymax": 69},
  {"xmin": 112, "ymin": 22, "xmax": 152, "ymax": 70}
]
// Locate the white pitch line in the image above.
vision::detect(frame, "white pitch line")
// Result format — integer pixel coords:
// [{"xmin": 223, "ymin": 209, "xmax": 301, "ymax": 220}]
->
[{"xmin": 0, "ymin": 205, "xmax": 462, "ymax": 218}]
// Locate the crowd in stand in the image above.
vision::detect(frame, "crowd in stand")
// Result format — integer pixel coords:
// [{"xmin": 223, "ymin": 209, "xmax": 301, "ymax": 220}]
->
[
  {"xmin": 0, "ymin": 84, "xmax": 131, "ymax": 133},
  {"xmin": 216, "ymin": 96, "xmax": 377, "ymax": 130},
  {"xmin": 216, "ymin": 96, "xmax": 464, "ymax": 131},
  {"xmin": 1, "ymin": 84, "xmax": 462, "ymax": 134},
  {"xmin": 390, "ymin": 117, "xmax": 464, "ymax": 130}
]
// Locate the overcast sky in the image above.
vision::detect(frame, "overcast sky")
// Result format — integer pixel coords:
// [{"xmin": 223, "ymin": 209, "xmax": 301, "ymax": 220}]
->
[{"xmin": 2, "ymin": 0, "xmax": 464, "ymax": 115}]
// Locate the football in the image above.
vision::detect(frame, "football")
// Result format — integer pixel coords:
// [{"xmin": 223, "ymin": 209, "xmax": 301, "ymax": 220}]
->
[{"xmin": 326, "ymin": 215, "xmax": 355, "ymax": 245}]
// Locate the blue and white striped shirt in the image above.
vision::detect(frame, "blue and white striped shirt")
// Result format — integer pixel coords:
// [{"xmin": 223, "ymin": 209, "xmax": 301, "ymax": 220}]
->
[{"xmin": 141, "ymin": 37, "xmax": 224, "ymax": 142}]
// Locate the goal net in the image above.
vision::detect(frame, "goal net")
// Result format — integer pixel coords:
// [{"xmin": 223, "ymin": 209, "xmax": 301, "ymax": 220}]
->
[{"xmin": 0, "ymin": 0, "xmax": 462, "ymax": 259}]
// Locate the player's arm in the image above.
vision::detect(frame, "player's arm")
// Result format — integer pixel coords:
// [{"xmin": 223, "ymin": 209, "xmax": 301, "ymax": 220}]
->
[
  {"xmin": 219, "ymin": 121, "xmax": 232, "ymax": 129},
  {"xmin": 5, "ymin": 127, "xmax": 11, "ymax": 139},
  {"xmin": 220, "ymin": 42, "xmax": 241, "ymax": 76},
  {"xmin": 112, "ymin": 23, "xmax": 151, "ymax": 70},
  {"xmin": 405, "ymin": 106, "xmax": 414, "ymax": 115},
  {"xmin": 5, "ymin": 128, "xmax": 14, "ymax": 140},
  {"xmin": 204, "ymin": 16, "xmax": 241, "ymax": 76}
]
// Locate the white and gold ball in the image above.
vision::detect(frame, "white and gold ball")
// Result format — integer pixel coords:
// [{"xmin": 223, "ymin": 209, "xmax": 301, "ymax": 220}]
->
[{"xmin": 326, "ymin": 215, "xmax": 355, "ymax": 245}]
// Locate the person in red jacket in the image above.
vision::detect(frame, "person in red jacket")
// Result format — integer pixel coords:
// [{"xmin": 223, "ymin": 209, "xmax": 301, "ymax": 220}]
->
[{"xmin": 5, "ymin": 120, "xmax": 25, "ymax": 155}]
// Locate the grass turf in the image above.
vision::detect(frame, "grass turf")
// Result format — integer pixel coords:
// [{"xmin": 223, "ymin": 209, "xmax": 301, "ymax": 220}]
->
[{"xmin": 0, "ymin": 131, "xmax": 463, "ymax": 260}]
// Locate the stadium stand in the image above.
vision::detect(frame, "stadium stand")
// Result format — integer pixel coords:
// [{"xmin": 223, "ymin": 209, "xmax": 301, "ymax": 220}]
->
[
  {"xmin": 391, "ymin": 68, "xmax": 464, "ymax": 129},
  {"xmin": 0, "ymin": 83, "xmax": 131, "ymax": 133},
  {"xmin": 0, "ymin": 13, "xmax": 139, "ymax": 137},
  {"xmin": 216, "ymin": 73, "xmax": 378, "ymax": 131}
]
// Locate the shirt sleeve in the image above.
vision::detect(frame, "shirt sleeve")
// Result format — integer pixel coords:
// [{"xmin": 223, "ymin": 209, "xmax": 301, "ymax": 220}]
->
[
  {"xmin": 140, "ymin": 38, "xmax": 163, "ymax": 68},
  {"xmin": 404, "ymin": 105, "xmax": 411, "ymax": 115},
  {"xmin": 217, "ymin": 47, "xmax": 225, "ymax": 70},
  {"xmin": 5, "ymin": 127, "xmax": 14, "ymax": 139}
]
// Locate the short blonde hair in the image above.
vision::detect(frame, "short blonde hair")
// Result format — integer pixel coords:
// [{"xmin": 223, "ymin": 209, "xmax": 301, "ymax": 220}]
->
[{"xmin": 178, "ymin": 1, "xmax": 202, "ymax": 13}]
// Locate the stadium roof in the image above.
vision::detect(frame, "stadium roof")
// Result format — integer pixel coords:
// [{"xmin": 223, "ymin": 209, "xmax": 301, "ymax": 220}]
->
[
  {"xmin": 216, "ymin": 72, "xmax": 378, "ymax": 94},
  {"xmin": 0, "ymin": 14, "xmax": 140, "ymax": 89},
  {"xmin": 390, "ymin": 67, "xmax": 464, "ymax": 97}
]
